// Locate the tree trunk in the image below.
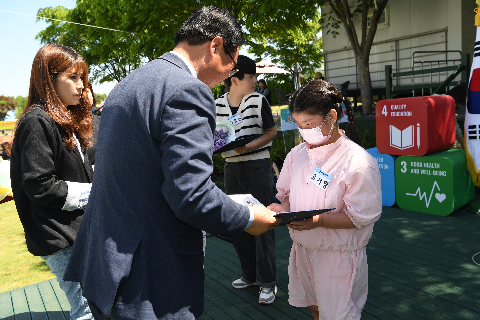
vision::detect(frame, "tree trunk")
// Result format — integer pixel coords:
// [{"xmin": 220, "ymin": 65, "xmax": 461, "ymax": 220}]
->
[{"xmin": 356, "ymin": 55, "xmax": 373, "ymax": 114}]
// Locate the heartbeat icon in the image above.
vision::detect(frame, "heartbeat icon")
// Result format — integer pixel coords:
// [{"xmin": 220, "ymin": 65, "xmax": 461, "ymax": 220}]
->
[{"xmin": 405, "ymin": 181, "xmax": 446, "ymax": 208}]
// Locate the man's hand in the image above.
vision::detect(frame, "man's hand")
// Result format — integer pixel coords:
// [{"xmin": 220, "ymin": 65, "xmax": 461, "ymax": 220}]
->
[
  {"xmin": 267, "ymin": 203, "xmax": 287, "ymax": 214},
  {"xmin": 245, "ymin": 205, "xmax": 281, "ymax": 235}
]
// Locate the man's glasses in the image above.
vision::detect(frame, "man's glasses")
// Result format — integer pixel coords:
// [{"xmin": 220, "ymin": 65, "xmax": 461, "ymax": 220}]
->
[{"xmin": 223, "ymin": 44, "xmax": 239, "ymax": 77}]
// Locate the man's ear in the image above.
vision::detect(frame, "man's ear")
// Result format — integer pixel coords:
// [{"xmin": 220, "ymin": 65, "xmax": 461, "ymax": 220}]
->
[{"xmin": 210, "ymin": 36, "xmax": 224, "ymax": 58}]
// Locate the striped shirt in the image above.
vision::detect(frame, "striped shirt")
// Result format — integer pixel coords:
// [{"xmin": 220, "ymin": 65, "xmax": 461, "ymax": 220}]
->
[{"xmin": 216, "ymin": 93, "xmax": 275, "ymax": 162}]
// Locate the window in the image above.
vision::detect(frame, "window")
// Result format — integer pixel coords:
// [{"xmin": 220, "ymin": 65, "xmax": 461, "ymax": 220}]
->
[{"xmin": 367, "ymin": 5, "xmax": 389, "ymax": 29}]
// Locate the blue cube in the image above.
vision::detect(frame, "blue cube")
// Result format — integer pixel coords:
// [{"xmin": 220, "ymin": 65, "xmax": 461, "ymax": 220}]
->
[{"xmin": 367, "ymin": 147, "xmax": 397, "ymax": 207}]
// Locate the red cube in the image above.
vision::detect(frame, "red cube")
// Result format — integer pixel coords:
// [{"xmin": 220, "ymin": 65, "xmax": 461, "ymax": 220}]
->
[{"xmin": 375, "ymin": 96, "xmax": 456, "ymax": 156}]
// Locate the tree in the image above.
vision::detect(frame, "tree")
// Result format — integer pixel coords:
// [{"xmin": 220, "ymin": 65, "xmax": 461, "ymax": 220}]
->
[
  {"xmin": 94, "ymin": 93, "xmax": 108, "ymax": 105},
  {"xmin": 0, "ymin": 96, "xmax": 18, "ymax": 121},
  {"xmin": 36, "ymin": 4, "xmax": 145, "ymax": 84},
  {"xmin": 14, "ymin": 96, "xmax": 28, "ymax": 119},
  {"xmin": 247, "ymin": 3, "xmax": 323, "ymax": 78},
  {"xmin": 320, "ymin": 0, "xmax": 388, "ymax": 114},
  {"xmin": 36, "ymin": 1, "xmax": 324, "ymax": 86}
]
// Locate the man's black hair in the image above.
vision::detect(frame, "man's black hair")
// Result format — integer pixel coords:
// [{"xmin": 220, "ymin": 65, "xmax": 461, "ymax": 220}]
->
[
  {"xmin": 258, "ymin": 79, "xmax": 267, "ymax": 86},
  {"xmin": 175, "ymin": 6, "xmax": 245, "ymax": 54},
  {"xmin": 223, "ymin": 55, "xmax": 256, "ymax": 87}
]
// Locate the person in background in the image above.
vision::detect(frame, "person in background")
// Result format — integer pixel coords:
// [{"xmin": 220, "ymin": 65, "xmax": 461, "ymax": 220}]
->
[
  {"xmin": 268, "ymin": 80, "xmax": 382, "ymax": 320},
  {"xmin": 1, "ymin": 142, "xmax": 11, "ymax": 161},
  {"xmin": 271, "ymin": 156, "xmax": 284, "ymax": 180},
  {"xmin": 10, "ymin": 43, "xmax": 94, "ymax": 320},
  {"xmin": 257, "ymin": 79, "xmax": 272, "ymax": 105},
  {"xmin": 63, "ymin": 7, "xmax": 279, "ymax": 320},
  {"xmin": 216, "ymin": 55, "xmax": 278, "ymax": 304},
  {"xmin": 314, "ymin": 71, "xmax": 325, "ymax": 80},
  {"xmin": 446, "ymin": 84, "xmax": 467, "ymax": 149},
  {"xmin": 85, "ymin": 83, "xmax": 101, "ymax": 168}
]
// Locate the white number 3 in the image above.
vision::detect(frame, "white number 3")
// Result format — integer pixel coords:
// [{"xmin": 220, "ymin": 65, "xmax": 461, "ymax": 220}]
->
[{"xmin": 400, "ymin": 161, "xmax": 407, "ymax": 173}]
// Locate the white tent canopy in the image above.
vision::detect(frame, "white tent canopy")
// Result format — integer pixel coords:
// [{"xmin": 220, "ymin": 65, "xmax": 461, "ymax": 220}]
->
[{"xmin": 256, "ymin": 60, "xmax": 289, "ymax": 74}]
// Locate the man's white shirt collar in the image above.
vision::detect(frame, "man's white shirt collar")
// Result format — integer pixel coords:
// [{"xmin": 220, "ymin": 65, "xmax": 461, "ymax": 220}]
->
[{"xmin": 170, "ymin": 51, "xmax": 197, "ymax": 78}]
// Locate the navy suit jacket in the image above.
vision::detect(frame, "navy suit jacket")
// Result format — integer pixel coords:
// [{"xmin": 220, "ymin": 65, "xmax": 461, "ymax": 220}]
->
[{"xmin": 64, "ymin": 52, "xmax": 251, "ymax": 319}]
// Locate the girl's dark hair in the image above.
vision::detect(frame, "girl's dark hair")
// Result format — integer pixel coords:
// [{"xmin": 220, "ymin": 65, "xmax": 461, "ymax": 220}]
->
[
  {"xmin": 18, "ymin": 43, "xmax": 93, "ymax": 151},
  {"xmin": 288, "ymin": 80, "xmax": 361, "ymax": 146},
  {"xmin": 223, "ymin": 55, "xmax": 256, "ymax": 87},
  {"xmin": 175, "ymin": 6, "xmax": 246, "ymax": 54}
]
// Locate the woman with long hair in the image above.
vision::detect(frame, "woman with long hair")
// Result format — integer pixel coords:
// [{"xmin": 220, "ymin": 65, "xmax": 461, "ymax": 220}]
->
[{"xmin": 10, "ymin": 43, "xmax": 94, "ymax": 320}]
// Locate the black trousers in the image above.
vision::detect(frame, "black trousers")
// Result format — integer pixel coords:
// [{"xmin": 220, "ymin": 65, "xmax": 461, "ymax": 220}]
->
[{"xmin": 224, "ymin": 159, "xmax": 278, "ymax": 287}]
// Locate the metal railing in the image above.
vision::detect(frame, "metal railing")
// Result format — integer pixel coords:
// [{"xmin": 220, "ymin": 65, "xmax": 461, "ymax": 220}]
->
[
  {"xmin": 385, "ymin": 53, "xmax": 469, "ymax": 99},
  {"xmin": 411, "ymin": 51, "xmax": 463, "ymax": 96}
]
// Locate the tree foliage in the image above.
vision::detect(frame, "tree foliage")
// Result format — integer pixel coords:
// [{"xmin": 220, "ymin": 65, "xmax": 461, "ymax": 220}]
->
[
  {"xmin": 0, "ymin": 96, "xmax": 18, "ymax": 121},
  {"xmin": 320, "ymin": 0, "xmax": 389, "ymax": 114},
  {"xmin": 36, "ymin": 0, "xmax": 324, "ymax": 87},
  {"xmin": 36, "ymin": 3, "xmax": 144, "ymax": 83},
  {"xmin": 246, "ymin": 0, "xmax": 323, "ymax": 78},
  {"xmin": 94, "ymin": 93, "xmax": 108, "ymax": 105},
  {"xmin": 14, "ymin": 96, "xmax": 28, "ymax": 119}
]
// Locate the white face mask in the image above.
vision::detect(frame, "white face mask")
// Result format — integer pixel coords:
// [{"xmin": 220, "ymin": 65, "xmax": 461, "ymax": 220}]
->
[{"xmin": 298, "ymin": 118, "xmax": 333, "ymax": 145}]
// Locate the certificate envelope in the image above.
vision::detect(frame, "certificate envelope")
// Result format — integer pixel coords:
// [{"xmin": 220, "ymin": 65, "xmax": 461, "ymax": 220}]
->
[
  {"xmin": 213, "ymin": 134, "xmax": 263, "ymax": 155},
  {"xmin": 274, "ymin": 208, "xmax": 335, "ymax": 226}
]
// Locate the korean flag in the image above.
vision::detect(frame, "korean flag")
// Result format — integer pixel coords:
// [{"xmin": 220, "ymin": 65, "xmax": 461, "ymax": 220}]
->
[{"xmin": 465, "ymin": 26, "xmax": 480, "ymax": 186}]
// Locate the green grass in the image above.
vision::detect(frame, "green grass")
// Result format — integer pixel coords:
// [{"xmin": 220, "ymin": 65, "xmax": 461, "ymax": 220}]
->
[{"xmin": 0, "ymin": 200, "xmax": 54, "ymax": 293}]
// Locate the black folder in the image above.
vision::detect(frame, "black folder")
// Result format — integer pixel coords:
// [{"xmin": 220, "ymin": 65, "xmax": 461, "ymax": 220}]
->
[
  {"xmin": 213, "ymin": 134, "xmax": 263, "ymax": 155},
  {"xmin": 274, "ymin": 208, "xmax": 335, "ymax": 226}
]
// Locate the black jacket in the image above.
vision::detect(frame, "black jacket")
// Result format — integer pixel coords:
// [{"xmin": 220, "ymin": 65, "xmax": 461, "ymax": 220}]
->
[{"xmin": 10, "ymin": 107, "xmax": 93, "ymax": 256}]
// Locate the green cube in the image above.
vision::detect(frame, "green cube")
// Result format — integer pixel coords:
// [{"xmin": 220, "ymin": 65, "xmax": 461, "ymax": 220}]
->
[{"xmin": 395, "ymin": 149, "xmax": 474, "ymax": 216}]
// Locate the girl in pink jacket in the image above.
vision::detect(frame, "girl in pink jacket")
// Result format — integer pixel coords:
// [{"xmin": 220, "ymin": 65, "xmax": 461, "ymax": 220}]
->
[{"xmin": 268, "ymin": 80, "xmax": 382, "ymax": 320}]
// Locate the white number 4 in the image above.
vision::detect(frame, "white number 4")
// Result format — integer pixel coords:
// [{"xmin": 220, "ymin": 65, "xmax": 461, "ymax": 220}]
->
[{"xmin": 382, "ymin": 105, "xmax": 388, "ymax": 117}]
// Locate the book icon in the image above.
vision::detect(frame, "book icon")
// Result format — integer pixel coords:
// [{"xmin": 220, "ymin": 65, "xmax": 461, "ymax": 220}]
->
[{"xmin": 390, "ymin": 124, "xmax": 419, "ymax": 150}]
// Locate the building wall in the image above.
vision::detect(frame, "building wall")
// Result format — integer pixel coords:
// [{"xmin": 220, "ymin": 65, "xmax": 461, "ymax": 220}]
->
[
  {"xmin": 323, "ymin": 0, "xmax": 474, "ymax": 93},
  {"xmin": 461, "ymin": 0, "xmax": 476, "ymax": 60}
]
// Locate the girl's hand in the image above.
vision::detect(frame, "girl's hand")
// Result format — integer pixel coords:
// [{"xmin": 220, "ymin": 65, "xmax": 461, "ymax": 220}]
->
[
  {"xmin": 267, "ymin": 203, "xmax": 287, "ymax": 213},
  {"xmin": 287, "ymin": 215, "xmax": 322, "ymax": 231}
]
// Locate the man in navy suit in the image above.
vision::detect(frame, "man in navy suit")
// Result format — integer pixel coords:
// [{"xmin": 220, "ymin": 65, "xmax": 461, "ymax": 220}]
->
[{"xmin": 64, "ymin": 6, "xmax": 279, "ymax": 320}]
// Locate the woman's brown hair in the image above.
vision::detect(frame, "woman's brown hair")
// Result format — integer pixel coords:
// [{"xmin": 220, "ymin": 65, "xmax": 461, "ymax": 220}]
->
[
  {"xmin": 19, "ymin": 43, "xmax": 93, "ymax": 150},
  {"xmin": 288, "ymin": 80, "xmax": 361, "ymax": 146}
]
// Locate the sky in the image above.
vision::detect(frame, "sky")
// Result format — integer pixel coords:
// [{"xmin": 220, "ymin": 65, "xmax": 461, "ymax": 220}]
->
[
  {"xmin": 0, "ymin": 0, "xmax": 117, "ymax": 97},
  {"xmin": 0, "ymin": 1, "xmax": 258, "ymax": 99}
]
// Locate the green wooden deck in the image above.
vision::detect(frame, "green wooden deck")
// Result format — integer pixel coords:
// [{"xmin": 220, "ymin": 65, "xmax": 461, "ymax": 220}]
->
[
  {"xmin": 1, "ymin": 277, "xmax": 70, "ymax": 320},
  {"xmin": 3, "ymin": 203, "xmax": 480, "ymax": 319}
]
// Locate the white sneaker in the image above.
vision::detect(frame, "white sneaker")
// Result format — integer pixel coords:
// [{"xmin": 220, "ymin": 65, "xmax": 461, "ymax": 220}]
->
[
  {"xmin": 259, "ymin": 286, "xmax": 277, "ymax": 304},
  {"xmin": 232, "ymin": 277, "xmax": 257, "ymax": 289}
]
